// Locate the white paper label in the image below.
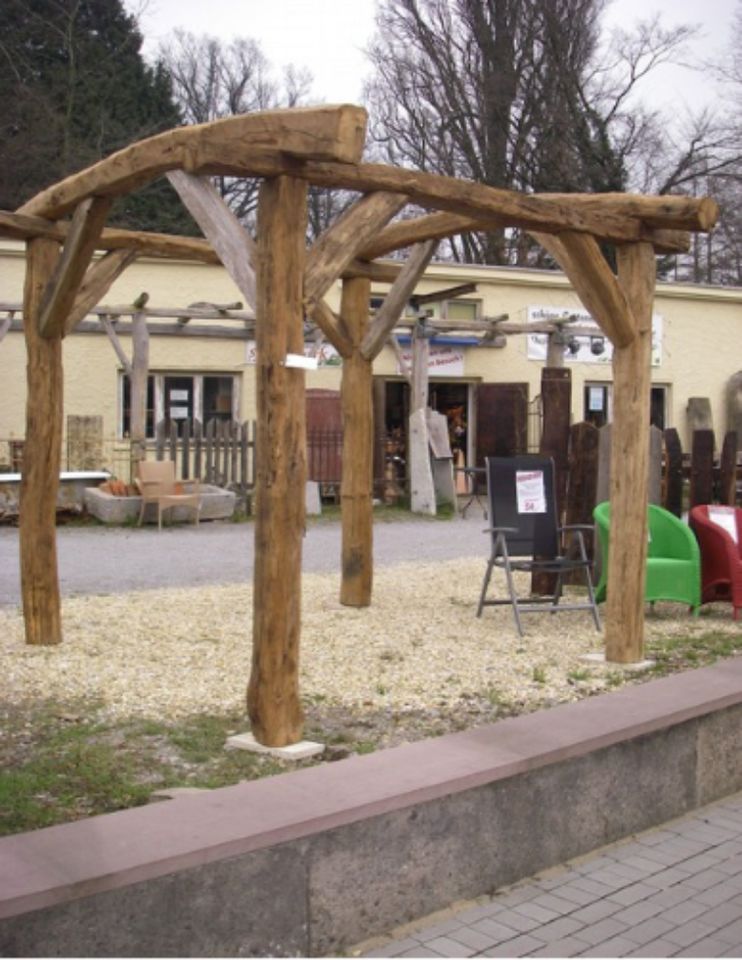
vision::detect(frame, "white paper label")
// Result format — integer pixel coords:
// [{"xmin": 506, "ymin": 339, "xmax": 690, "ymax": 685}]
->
[
  {"xmin": 516, "ymin": 470, "xmax": 546, "ymax": 514},
  {"xmin": 170, "ymin": 406, "xmax": 189, "ymax": 419}
]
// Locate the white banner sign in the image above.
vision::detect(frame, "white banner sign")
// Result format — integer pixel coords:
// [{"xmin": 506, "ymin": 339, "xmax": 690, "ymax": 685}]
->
[
  {"xmin": 245, "ymin": 341, "xmax": 342, "ymax": 367},
  {"xmin": 526, "ymin": 305, "xmax": 663, "ymax": 366},
  {"xmin": 396, "ymin": 344, "xmax": 465, "ymax": 378}
]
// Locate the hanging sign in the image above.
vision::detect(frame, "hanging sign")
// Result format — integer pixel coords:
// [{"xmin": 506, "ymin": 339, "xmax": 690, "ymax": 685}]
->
[
  {"xmin": 526, "ymin": 306, "xmax": 663, "ymax": 366},
  {"xmin": 396, "ymin": 344, "xmax": 465, "ymax": 378},
  {"xmin": 516, "ymin": 470, "xmax": 547, "ymax": 514}
]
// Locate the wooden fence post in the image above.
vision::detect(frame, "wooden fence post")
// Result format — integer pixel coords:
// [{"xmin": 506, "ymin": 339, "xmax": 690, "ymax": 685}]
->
[
  {"xmin": 662, "ymin": 428, "xmax": 684, "ymax": 517},
  {"xmin": 690, "ymin": 429, "xmax": 715, "ymax": 507},
  {"xmin": 19, "ymin": 237, "xmax": 63, "ymax": 646},
  {"xmin": 565, "ymin": 420, "xmax": 600, "ymax": 578},
  {"xmin": 340, "ymin": 276, "xmax": 374, "ymax": 607},
  {"xmin": 248, "ymin": 175, "xmax": 308, "ymax": 747},
  {"xmin": 719, "ymin": 431, "xmax": 738, "ymax": 506},
  {"xmin": 533, "ymin": 366, "xmax": 571, "ymax": 594}
]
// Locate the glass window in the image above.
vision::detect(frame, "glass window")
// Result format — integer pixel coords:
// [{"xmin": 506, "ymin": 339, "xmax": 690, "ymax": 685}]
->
[
  {"xmin": 446, "ymin": 299, "xmax": 480, "ymax": 321},
  {"xmin": 203, "ymin": 376, "xmax": 233, "ymax": 423}
]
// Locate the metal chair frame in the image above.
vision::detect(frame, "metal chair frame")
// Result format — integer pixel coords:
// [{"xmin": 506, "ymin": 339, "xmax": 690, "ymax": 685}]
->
[{"xmin": 476, "ymin": 456, "xmax": 601, "ymax": 636}]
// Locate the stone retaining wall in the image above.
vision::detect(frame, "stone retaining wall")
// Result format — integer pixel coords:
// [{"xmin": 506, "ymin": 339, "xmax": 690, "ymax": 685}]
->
[{"xmin": 2, "ymin": 660, "xmax": 742, "ymax": 956}]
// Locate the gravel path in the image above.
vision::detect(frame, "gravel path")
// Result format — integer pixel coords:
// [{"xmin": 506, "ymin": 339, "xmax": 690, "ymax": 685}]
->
[{"xmin": 0, "ymin": 510, "xmax": 489, "ymax": 607}]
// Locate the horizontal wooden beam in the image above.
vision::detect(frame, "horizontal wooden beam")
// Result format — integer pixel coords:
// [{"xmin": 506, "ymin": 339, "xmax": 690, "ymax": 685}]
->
[
  {"xmin": 38, "ymin": 196, "xmax": 112, "ymax": 338},
  {"xmin": 540, "ymin": 193, "xmax": 718, "ymax": 232},
  {"xmin": 204, "ymin": 157, "xmax": 712, "ymax": 246},
  {"xmin": 19, "ymin": 105, "xmax": 368, "ymax": 220}
]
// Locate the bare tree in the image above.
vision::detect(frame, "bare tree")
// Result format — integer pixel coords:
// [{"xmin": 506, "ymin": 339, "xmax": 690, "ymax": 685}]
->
[
  {"xmin": 159, "ymin": 31, "xmax": 313, "ymax": 226},
  {"xmin": 364, "ymin": 0, "xmax": 706, "ymax": 266}
]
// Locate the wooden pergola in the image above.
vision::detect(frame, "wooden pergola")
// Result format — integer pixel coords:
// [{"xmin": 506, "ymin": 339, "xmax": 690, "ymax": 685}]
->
[{"xmin": 1, "ymin": 105, "xmax": 718, "ymax": 747}]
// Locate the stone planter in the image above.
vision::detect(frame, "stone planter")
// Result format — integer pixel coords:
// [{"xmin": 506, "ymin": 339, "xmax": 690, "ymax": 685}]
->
[{"xmin": 83, "ymin": 484, "xmax": 237, "ymax": 525}]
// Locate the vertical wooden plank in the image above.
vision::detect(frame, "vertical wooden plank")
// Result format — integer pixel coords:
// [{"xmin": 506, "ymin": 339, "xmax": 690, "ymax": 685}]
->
[
  {"xmin": 205, "ymin": 419, "xmax": 215, "ymax": 483},
  {"xmin": 129, "ymin": 310, "xmax": 149, "ymax": 468},
  {"xmin": 662, "ymin": 427, "xmax": 684, "ymax": 516},
  {"xmin": 248, "ymin": 175, "xmax": 308, "ymax": 747},
  {"xmin": 181, "ymin": 419, "xmax": 191, "ymax": 480},
  {"xmin": 533, "ymin": 367, "xmax": 572, "ymax": 594},
  {"xmin": 240, "ymin": 421, "xmax": 249, "ymax": 490},
  {"xmin": 564, "ymin": 420, "xmax": 600, "ymax": 579},
  {"xmin": 194, "ymin": 419, "xmax": 203, "ymax": 480},
  {"xmin": 169, "ymin": 420, "xmax": 178, "ymax": 467},
  {"xmin": 719, "ymin": 431, "xmax": 738, "ymax": 506},
  {"xmin": 231, "ymin": 420, "xmax": 239, "ymax": 487},
  {"xmin": 340, "ymin": 276, "xmax": 374, "ymax": 607},
  {"xmin": 690, "ymin": 429, "xmax": 715, "ymax": 507},
  {"xmin": 372, "ymin": 378, "xmax": 387, "ymax": 500},
  {"xmin": 19, "ymin": 237, "xmax": 63, "ymax": 645},
  {"xmin": 605, "ymin": 243, "xmax": 655, "ymax": 664},
  {"xmin": 155, "ymin": 419, "xmax": 165, "ymax": 461}
]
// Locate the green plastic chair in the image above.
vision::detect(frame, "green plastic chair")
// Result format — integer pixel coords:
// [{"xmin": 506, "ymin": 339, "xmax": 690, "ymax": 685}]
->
[{"xmin": 593, "ymin": 501, "xmax": 701, "ymax": 612}]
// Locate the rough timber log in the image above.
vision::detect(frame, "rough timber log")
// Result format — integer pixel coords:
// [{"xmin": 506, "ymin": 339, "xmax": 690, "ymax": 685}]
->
[
  {"xmin": 531, "ymin": 231, "xmax": 637, "ymax": 348},
  {"xmin": 360, "ymin": 240, "xmax": 438, "ymax": 361},
  {"xmin": 37, "ymin": 196, "xmax": 112, "ymax": 338},
  {"xmin": 340, "ymin": 276, "xmax": 374, "ymax": 608},
  {"xmin": 19, "ymin": 105, "xmax": 368, "ymax": 220},
  {"xmin": 304, "ymin": 192, "xmax": 407, "ymax": 313},
  {"xmin": 605, "ymin": 243, "xmax": 656, "ymax": 664},
  {"xmin": 220, "ymin": 159, "xmax": 717, "ymax": 247},
  {"xmin": 20, "ymin": 238, "xmax": 64, "ymax": 645},
  {"xmin": 65, "ymin": 250, "xmax": 138, "ymax": 334},
  {"xmin": 166, "ymin": 171, "xmax": 257, "ymax": 310},
  {"xmin": 247, "ymin": 176, "xmax": 308, "ymax": 747}
]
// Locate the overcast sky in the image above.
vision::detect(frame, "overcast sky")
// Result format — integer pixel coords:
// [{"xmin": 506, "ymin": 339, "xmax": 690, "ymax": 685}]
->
[{"xmin": 129, "ymin": 0, "xmax": 737, "ymax": 114}]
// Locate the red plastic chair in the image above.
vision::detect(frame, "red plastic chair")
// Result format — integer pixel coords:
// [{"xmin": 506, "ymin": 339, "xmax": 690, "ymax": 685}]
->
[{"xmin": 689, "ymin": 505, "xmax": 742, "ymax": 620}]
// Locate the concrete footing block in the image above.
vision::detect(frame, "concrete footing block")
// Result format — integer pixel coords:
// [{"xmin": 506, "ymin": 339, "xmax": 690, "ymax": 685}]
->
[
  {"xmin": 225, "ymin": 732, "xmax": 325, "ymax": 760},
  {"xmin": 581, "ymin": 651, "xmax": 656, "ymax": 671}
]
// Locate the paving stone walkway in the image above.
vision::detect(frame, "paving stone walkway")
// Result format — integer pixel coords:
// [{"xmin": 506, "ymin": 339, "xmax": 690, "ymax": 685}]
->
[{"xmin": 357, "ymin": 790, "xmax": 742, "ymax": 958}]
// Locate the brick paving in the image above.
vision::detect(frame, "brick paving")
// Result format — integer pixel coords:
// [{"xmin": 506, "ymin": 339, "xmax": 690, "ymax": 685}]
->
[{"xmin": 357, "ymin": 790, "xmax": 742, "ymax": 958}]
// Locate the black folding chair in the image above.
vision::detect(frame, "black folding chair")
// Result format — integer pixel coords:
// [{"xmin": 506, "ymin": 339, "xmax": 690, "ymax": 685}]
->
[{"xmin": 476, "ymin": 455, "xmax": 601, "ymax": 636}]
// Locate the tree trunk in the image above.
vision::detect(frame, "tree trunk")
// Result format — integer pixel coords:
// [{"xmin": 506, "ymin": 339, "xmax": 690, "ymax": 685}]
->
[
  {"xmin": 247, "ymin": 176, "xmax": 308, "ymax": 747},
  {"xmin": 340, "ymin": 276, "xmax": 374, "ymax": 607},
  {"xmin": 19, "ymin": 238, "xmax": 64, "ymax": 645}
]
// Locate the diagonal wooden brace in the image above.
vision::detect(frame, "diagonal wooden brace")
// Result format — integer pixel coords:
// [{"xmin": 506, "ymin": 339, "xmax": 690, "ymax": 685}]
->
[{"xmin": 38, "ymin": 196, "xmax": 112, "ymax": 338}]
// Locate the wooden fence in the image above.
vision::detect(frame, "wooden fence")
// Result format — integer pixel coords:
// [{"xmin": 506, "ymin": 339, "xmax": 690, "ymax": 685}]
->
[
  {"xmin": 306, "ymin": 427, "xmax": 343, "ymax": 490},
  {"xmin": 153, "ymin": 419, "xmax": 256, "ymax": 493}
]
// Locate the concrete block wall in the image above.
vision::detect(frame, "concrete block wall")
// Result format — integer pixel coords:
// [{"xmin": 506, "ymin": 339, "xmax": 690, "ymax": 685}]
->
[{"xmin": 2, "ymin": 660, "xmax": 742, "ymax": 957}]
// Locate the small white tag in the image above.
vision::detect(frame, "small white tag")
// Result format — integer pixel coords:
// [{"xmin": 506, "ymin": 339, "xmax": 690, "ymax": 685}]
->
[{"xmin": 284, "ymin": 353, "xmax": 318, "ymax": 370}]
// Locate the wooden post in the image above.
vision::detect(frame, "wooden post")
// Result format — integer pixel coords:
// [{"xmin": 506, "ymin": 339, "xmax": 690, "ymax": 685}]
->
[
  {"xmin": 662, "ymin": 428, "xmax": 684, "ymax": 516},
  {"xmin": 247, "ymin": 175, "xmax": 308, "ymax": 747},
  {"xmin": 19, "ymin": 238, "xmax": 63, "ymax": 645},
  {"xmin": 690, "ymin": 429, "xmax": 715, "ymax": 507},
  {"xmin": 720, "ymin": 431, "xmax": 738, "ymax": 506},
  {"xmin": 604, "ymin": 243, "xmax": 655, "ymax": 664},
  {"xmin": 129, "ymin": 309, "xmax": 150, "ymax": 467},
  {"xmin": 339, "ymin": 276, "xmax": 374, "ymax": 607}
]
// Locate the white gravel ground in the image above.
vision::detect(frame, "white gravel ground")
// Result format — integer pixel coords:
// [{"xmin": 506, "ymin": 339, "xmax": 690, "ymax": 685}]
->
[{"xmin": 2, "ymin": 558, "xmax": 739, "ymax": 725}]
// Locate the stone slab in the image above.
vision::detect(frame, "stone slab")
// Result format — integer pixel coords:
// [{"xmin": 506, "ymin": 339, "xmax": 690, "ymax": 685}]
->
[
  {"xmin": 226, "ymin": 732, "xmax": 326, "ymax": 760},
  {"xmin": 83, "ymin": 483, "xmax": 236, "ymax": 524}
]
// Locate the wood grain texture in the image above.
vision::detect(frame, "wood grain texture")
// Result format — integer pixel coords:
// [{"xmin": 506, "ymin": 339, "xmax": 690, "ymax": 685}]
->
[
  {"xmin": 531, "ymin": 231, "xmax": 637, "ymax": 348},
  {"xmin": 604, "ymin": 242, "xmax": 656, "ymax": 664},
  {"xmin": 19, "ymin": 106, "xmax": 367, "ymax": 220},
  {"xmin": 19, "ymin": 238, "xmax": 64, "ymax": 645},
  {"xmin": 304, "ymin": 192, "xmax": 407, "ymax": 310},
  {"xmin": 38, "ymin": 197, "xmax": 112, "ymax": 338},
  {"xmin": 247, "ymin": 176, "xmax": 308, "ymax": 747},
  {"xmin": 360, "ymin": 240, "xmax": 438, "ymax": 360},
  {"xmin": 339, "ymin": 276, "xmax": 374, "ymax": 608},
  {"xmin": 167, "ymin": 171, "xmax": 257, "ymax": 310},
  {"xmin": 65, "ymin": 250, "xmax": 137, "ymax": 334}
]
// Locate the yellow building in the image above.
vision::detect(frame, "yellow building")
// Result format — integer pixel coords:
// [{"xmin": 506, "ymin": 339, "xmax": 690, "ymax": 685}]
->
[{"xmin": 1, "ymin": 239, "xmax": 740, "ymax": 475}]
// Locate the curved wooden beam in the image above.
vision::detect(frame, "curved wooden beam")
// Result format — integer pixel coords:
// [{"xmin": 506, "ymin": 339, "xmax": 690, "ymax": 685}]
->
[{"xmin": 19, "ymin": 105, "xmax": 368, "ymax": 220}]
